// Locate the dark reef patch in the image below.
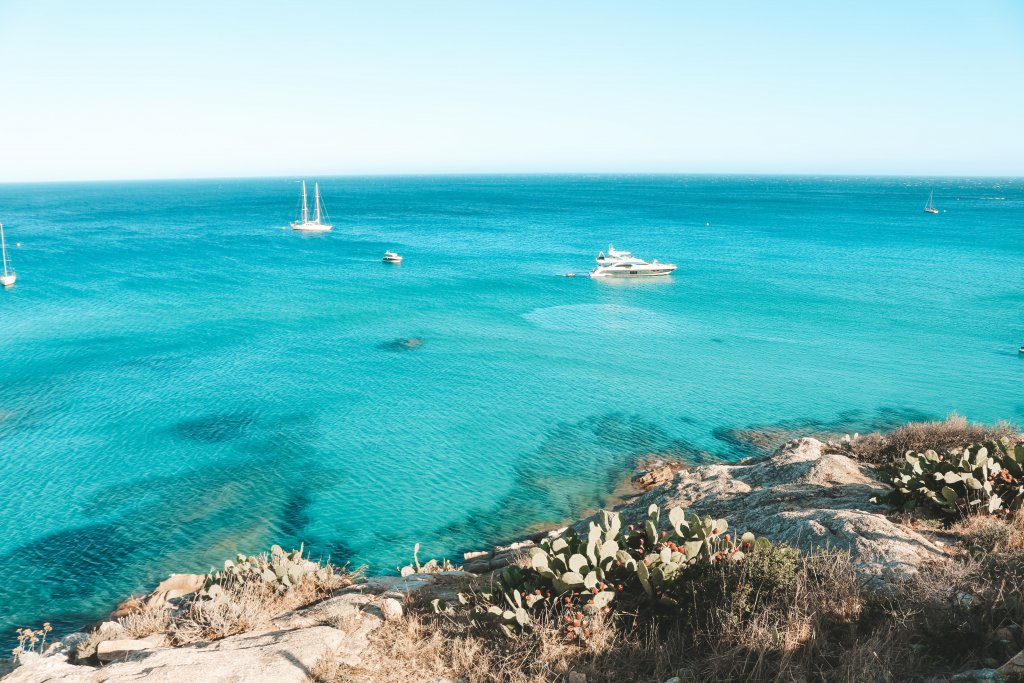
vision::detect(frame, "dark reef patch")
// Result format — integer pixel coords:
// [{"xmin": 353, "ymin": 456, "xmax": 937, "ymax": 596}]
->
[
  {"xmin": 278, "ymin": 491, "xmax": 312, "ymax": 540},
  {"xmin": 2, "ymin": 414, "xmax": 351, "ymax": 652},
  {"xmin": 713, "ymin": 406, "xmax": 937, "ymax": 457},
  {"xmin": 377, "ymin": 337, "xmax": 425, "ymax": 352},
  {"xmin": 174, "ymin": 412, "xmax": 255, "ymax": 443},
  {"xmin": 429, "ymin": 407, "xmax": 949, "ymax": 563},
  {"xmin": 320, "ymin": 539, "xmax": 356, "ymax": 566},
  {"xmin": 423, "ymin": 412, "xmax": 712, "ymax": 562}
]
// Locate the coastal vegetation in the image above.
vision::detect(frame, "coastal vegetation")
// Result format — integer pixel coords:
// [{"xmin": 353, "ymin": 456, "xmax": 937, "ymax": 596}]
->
[
  {"xmin": 845, "ymin": 414, "xmax": 1020, "ymax": 466},
  {"xmin": 23, "ymin": 545, "xmax": 357, "ymax": 666},
  {"xmin": 312, "ymin": 515, "xmax": 1024, "ymax": 682},
  {"xmin": 5, "ymin": 418, "xmax": 1024, "ymax": 682},
  {"xmin": 873, "ymin": 439, "xmax": 1023, "ymax": 517}
]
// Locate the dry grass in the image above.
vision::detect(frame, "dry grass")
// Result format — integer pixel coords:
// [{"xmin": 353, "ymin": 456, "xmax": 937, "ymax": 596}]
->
[
  {"xmin": 171, "ymin": 582, "xmax": 278, "ymax": 644},
  {"xmin": 953, "ymin": 513, "xmax": 1023, "ymax": 554},
  {"xmin": 309, "ymin": 535, "xmax": 1024, "ymax": 683},
  {"xmin": 69, "ymin": 556, "xmax": 356, "ymax": 661},
  {"xmin": 172, "ymin": 564, "xmax": 353, "ymax": 645},
  {"xmin": 73, "ymin": 630, "xmax": 110, "ymax": 662},
  {"xmin": 118, "ymin": 605, "xmax": 172, "ymax": 640},
  {"xmin": 849, "ymin": 414, "xmax": 1020, "ymax": 465},
  {"xmin": 308, "ymin": 552, "xmax": 889, "ymax": 682}
]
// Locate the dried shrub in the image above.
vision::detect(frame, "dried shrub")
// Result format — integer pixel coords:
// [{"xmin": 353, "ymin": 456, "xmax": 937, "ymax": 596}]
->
[
  {"xmin": 955, "ymin": 515, "xmax": 1016, "ymax": 554},
  {"xmin": 172, "ymin": 581, "xmax": 275, "ymax": 644},
  {"xmin": 851, "ymin": 414, "xmax": 1020, "ymax": 465},
  {"xmin": 172, "ymin": 547, "xmax": 354, "ymax": 645}
]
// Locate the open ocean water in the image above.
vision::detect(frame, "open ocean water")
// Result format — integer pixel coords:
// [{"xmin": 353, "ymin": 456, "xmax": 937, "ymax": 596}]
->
[{"xmin": 0, "ymin": 175, "xmax": 1022, "ymax": 640}]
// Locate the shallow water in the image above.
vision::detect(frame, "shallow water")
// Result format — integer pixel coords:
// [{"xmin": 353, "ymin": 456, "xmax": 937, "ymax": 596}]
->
[{"xmin": 0, "ymin": 175, "xmax": 1022, "ymax": 638}]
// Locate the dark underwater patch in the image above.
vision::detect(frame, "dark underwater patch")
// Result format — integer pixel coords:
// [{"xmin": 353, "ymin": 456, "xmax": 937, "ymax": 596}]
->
[
  {"xmin": 377, "ymin": 337, "xmax": 425, "ymax": 352},
  {"xmin": 174, "ymin": 412, "xmax": 255, "ymax": 443},
  {"xmin": 320, "ymin": 539, "xmax": 356, "ymax": 566},
  {"xmin": 5, "ymin": 416, "xmax": 354, "ymax": 652},
  {"xmin": 420, "ymin": 412, "xmax": 712, "ymax": 560},
  {"xmin": 278, "ymin": 491, "xmax": 312, "ymax": 541},
  {"xmin": 713, "ymin": 406, "xmax": 938, "ymax": 457}
]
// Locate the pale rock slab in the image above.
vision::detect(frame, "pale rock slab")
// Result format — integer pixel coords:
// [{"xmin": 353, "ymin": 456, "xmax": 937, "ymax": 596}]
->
[{"xmin": 570, "ymin": 438, "xmax": 947, "ymax": 582}]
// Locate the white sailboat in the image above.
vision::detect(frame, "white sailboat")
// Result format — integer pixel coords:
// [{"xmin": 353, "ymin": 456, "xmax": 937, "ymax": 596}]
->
[
  {"xmin": 924, "ymin": 191, "xmax": 939, "ymax": 214},
  {"xmin": 290, "ymin": 181, "xmax": 332, "ymax": 232},
  {"xmin": 1, "ymin": 223, "xmax": 15, "ymax": 287}
]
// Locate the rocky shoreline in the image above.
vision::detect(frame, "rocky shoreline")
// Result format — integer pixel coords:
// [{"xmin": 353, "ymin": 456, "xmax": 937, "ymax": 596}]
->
[
  {"xmin": 463, "ymin": 438, "xmax": 949, "ymax": 585},
  {"xmin": 4, "ymin": 436, "xmax": 1024, "ymax": 682}
]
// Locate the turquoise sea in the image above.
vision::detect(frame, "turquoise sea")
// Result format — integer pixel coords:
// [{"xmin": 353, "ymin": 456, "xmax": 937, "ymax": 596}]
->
[{"xmin": 1, "ymin": 175, "xmax": 1022, "ymax": 640}]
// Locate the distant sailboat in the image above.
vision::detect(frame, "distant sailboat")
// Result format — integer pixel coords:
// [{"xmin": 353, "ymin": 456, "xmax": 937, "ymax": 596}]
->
[
  {"xmin": 1, "ymin": 223, "xmax": 15, "ymax": 287},
  {"xmin": 291, "ymin": 181, "xmax": 332, "ymax": 232},
  {"xmin": 924, "ymin": 191, "xmax": 939, "ymax": 214}
]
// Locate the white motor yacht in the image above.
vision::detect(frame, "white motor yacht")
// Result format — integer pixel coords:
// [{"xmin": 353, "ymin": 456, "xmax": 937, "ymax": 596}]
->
[
  {"xmin": 589, "ymin": 245, "xmax": 676, "ymax": 278},
  {"xmin": 383, "ymin": 250, "xmax": 403, "ymax": 263}
]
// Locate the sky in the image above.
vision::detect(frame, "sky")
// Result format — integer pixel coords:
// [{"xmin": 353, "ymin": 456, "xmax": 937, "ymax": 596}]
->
[{"xmin": 0, "ymin": 1, "xmax": 1022, "ymax": 182}]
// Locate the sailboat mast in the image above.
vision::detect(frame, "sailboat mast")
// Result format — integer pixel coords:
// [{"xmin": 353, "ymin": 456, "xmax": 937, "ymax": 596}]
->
[
  {"xmin": 314, "ymin": 183, "xmax": 322, "ymax": 223},
  {"xmin": 1, "ymin": 224, "xmax": 8, "ymax": 278},
  {"xmin": 301, "ymin": 181, "xmax": 309, "ymax": 224}
]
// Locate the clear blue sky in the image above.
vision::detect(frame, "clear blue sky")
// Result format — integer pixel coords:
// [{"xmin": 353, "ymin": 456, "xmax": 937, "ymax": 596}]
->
[{"xmin": 1, "ymin": 1, "xmax": 1022, "ymax": 181}]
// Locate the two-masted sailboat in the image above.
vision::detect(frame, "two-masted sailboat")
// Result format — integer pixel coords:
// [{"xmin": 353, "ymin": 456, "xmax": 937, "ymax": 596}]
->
[
  {"xmin": 1, "ymin": 223, "xmax": 15, "ymax": 287},
  {"xmin": 924, "ymin": 191, "xmax": 939, "ymax": 214},
  {"xmin": 290, "ymin": 181, "xmax": 332, "ymax": 232}
]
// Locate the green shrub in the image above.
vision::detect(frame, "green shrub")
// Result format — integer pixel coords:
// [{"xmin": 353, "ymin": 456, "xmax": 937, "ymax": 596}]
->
[
  {"xmin": 430, "ymin": 505, "xmax": 793, "ymax": 638},
  {"xmin": 399, "ymin": 542, "xmax": 459, "ymax": 576},
  {"xmin": 874, "ymin": 439, "xmax": 1024, "ymax": 518}
]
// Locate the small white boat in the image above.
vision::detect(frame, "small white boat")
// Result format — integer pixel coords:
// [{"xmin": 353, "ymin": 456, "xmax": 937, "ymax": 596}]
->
[
  {"xmin": 589, "ymin": 245, "xmax": 676, "ymax": 278},
  {"xmin": 383, "ymin": 250, "xmax": 403, "ymax": 263},
  {"xmin": 1, "ymin": 223, "xmax": 15, "ymax": 287},
  {"xmin": 924, "ymin": 191, "xmax": 939, "ymax": 214},
  {"xmin": 291, "ymin": 181, "xmax": 332, "ymax": 232}
]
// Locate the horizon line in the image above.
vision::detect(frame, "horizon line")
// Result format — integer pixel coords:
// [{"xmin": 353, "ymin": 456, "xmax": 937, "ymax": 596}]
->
[{"xmin": 2, "ymin": 171, "xmax": 1023, "ymax": 186}]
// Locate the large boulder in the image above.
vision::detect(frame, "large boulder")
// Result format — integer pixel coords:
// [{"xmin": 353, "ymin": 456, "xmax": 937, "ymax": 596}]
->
[
  {"xmin": 95, "ymin": 635, "xmax": 165, "ymax": 664},
  {"xmin": 90, "ymin": 626, "xmax": 347, "ymax": 682},
  {"xmin": 581, "ymin": 438, "xmax": 946, "ymax": 581},
  {"xmin": 7, "ymin": 626, "xmax": 350, "ymax": 682},
  {"xmin": 108, "ymin": 574, "xmax": 205, "ymax": 619}
]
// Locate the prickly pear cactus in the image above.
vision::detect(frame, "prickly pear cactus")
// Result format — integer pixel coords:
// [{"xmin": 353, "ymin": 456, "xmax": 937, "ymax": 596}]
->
[
  {"xmin": 466, "ymin": 504, "xmax": 762, "ymax": 635},
  {"xmin": 199, "ymin": 543, "xmax": 332, "ymax": 597},
  {"xmin": 875, "ymin": 439, "xmax": 1024, "ymax": 518}
]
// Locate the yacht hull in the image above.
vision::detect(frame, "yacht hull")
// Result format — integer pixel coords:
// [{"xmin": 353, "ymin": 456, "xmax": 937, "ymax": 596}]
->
[
  {"xmin": 590, "ymin": 266, "xmax": 676, "ymax": 278},
  {"xmin": 291, "ymin": 222, "xmax": 332, "ymax": 232},
  {"xmin": 1, "ymin": 274, "xmax": 15, "ymax": 287}
]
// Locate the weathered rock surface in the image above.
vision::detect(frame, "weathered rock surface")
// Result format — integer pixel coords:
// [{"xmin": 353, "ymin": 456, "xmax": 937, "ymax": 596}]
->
[
  {"xmin": 999, "ymin": 648, "xmax": 1024, "ymax": 681},
  {"xmin": 582, "ymin": 438, "xmax": 946, "ymax": 580},
  {"xmin": 95, "ymin": 635, "xmax": 165, "ymax": 663},
  {"xmin": 4, "ymin": 572, "xmax": 479, "ymax": 683},
  {"xmin": 464, "ymin": 438, "xmax": 947, "ymax": 582},
  {"xmin": 107, "ymin": 574, "xmax": 205, "ymax": 620},
  {"xmin": 5, "ymin": 626, "xmax": 346, "ymax": 683},
  {"xmin": 464, "ymin": 535, "xmax": 561, "ymax": 574}
]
